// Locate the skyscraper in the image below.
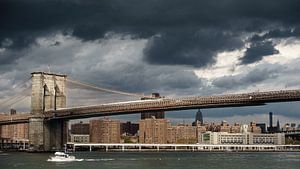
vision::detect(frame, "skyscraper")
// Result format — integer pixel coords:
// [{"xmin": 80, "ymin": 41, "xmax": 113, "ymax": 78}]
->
[
  {"xmin": 268, "ymin": 112, "xmax": 277, "ymax": 133},
  {"xmin": 276, "ymin": 119, "xmax": 281, "ymax": 132},
  {"xmin": 192, "ymin": 109, "xmax": 203, "ymax": 126},
  {"xmin": 269, "ymin": 112, "xmax": 273, "ymax": 128}
]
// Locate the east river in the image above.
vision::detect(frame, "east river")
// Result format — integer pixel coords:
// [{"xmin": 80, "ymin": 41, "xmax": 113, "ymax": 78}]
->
[{"xmin": 0, "ymin": 151, "xmax": 299, "ymax": 169}]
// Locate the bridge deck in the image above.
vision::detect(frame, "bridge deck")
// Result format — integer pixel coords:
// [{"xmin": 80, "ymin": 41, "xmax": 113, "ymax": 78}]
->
[
  {"xmin": 0, "ymin": 114, "xmax": 32, "ymax": 124},
  {"xmin": 45, "ymin": 89, "xmax": 300, "ymax": 120},
  {"xmin": 1, "ymin": 89, "xmax": 300, "ymax": 124}
]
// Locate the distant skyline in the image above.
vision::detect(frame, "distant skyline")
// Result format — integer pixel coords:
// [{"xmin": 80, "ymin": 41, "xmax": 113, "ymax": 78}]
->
[{"xmin": 1, "ymin": 0, "xmax": 300, "ymax": 123}]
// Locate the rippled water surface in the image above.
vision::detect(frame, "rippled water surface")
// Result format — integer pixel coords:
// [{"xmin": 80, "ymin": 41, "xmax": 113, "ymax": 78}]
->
[{"xmin": 0, "ymin": 151, "xmax": 299, "ymax": 169}]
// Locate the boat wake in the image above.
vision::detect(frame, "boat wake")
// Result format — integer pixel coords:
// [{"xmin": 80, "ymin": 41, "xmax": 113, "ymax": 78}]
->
[
  {"xmin": 84, "ymin": 158, "xmax": 114, "ymax": 162},
  {"xmin": 47, "ymin": 158, "xmax": 84, "ymax": 162}
]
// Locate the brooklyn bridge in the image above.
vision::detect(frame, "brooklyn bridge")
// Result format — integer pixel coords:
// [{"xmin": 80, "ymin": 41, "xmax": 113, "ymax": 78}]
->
[{"xmin": 0, "ymin": 72, "xmax": 300, "ymax": 151}]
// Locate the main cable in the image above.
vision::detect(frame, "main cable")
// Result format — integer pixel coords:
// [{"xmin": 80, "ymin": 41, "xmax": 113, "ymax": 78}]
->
[
  {"xmin": 67, "ymin": 79, "xmax": 144, "ymax": 98},
  {"xmin": 0, "ymin": 85, "xmax": 31, "ymax": 108}
]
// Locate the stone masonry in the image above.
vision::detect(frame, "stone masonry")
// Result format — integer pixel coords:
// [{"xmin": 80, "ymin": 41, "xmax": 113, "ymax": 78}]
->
[{"xmin": 29, "ymin": 72, "xmax": 67, "ymax": 151}]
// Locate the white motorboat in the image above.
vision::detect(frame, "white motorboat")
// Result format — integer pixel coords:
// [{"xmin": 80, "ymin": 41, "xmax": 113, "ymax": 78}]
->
[{"xmin": 47, "ymin": 152, "xmax": 83, "ymax": 162}]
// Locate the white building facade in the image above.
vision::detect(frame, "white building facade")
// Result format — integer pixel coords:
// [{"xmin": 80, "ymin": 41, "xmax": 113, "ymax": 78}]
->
[
  {"xmin": 200, "ymin": 132, "xmax": 285, "ymax": 145},
  {"xmin": 70, "ymin": 134, "xmax": 90, "ymax": 143}
]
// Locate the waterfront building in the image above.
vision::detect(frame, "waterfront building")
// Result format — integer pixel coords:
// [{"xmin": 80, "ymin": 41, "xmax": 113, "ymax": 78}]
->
[
  {"xmin": 207, "ymin": 123, "xmax": 218, "ymax": 132},
  {"xmin": 218, "ymin": 120, "xmax": 231, "ymax": 132},
  {"xmin": 167, "ymin": 127, "xmax": 176, "ymax": 143},
  {"xmin": 249, "ymin": 122, "xmax": 262, "ymax": 133},
  {"xmin": 199, "ymin": 131, "xmax": 285, "ymax": 145},
  {"xmin": 139, "ymin": 117, "xmax": 170, "ymax": 144},
  {"xmin": 250, "ymin": 133, "xmax": 285, "ymax": 145},
  {"xmin": 120, "ymin": 121, "xmax": 139, "ymax": 136},
  {"xmin": 167, "ymin": 124, "xmax": 198, "ymax": 144},
  {"xmin": 241, "ymin": 124, "xmax": 249, "ymax": 133},
  {"xmin": 71, "ymin": 121, "xmax": 90, "ymax": 135},
  {"xmin": 90, "ymin": 118, "xmax": 120, "ymax": 143},
  {"xmin": 196, "ymin": 124, "xmax": 207, "ymax": 143},
  {"xmin": 230, "ymin": 123, "xmax": 241, "ymax": 133},
  {"xmin": 70, "ymin": 134, "xmax": 90, "ymax": 143},
  {"xmin": 291, "ymin": 123, "xmax": 296, "ymax": 128},
  {"xmin": 256, "ymin": 123, "xmax": 267, "ymax": 133},
  {"xmin": 1, "ymin": 123, "xmax": 28, "ymax": 141}
]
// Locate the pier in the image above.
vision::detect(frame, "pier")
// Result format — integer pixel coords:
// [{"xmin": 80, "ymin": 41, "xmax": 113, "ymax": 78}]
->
[{"xmin": 68, "ymin": 143, "xmax": 300, "ymax": 152}]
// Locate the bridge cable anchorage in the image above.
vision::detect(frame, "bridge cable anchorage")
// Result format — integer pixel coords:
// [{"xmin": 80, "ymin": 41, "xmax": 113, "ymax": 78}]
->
[{"xmin": 66, "ymin": 79, "xmax": 145, "ymax": 98}]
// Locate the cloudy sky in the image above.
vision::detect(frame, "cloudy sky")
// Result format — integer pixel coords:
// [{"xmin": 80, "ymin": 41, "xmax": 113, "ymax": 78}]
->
[{"xmin": 1, "ymin": 0, "xmax": 300, "ymax": 126}]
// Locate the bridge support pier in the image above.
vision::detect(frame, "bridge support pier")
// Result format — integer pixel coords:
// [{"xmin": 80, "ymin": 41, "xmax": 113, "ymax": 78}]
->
[
  {"xmin": 29, "ymin": 118, "xmax": 68, "ymax": 152},
  {"xmin": 29, "ymin": 117, "xmax": 45, "ymax": 151},
  {"xmin": 48, "ymin": 120, "xmax": 68, "ymax": 151}
]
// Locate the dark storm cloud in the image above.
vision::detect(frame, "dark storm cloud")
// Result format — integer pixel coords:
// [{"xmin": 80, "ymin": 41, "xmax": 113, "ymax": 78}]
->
[
  {"xmin": 212, "ymin": 68, "xmax": 280, "ymax": 89},
  {"xmin": 143, "ymin": 29, "xmax": 243, "ymax": 67},
  {"xmin": 239, "ymin": 26, "xmax": 300, "ymax": 64},
  {"xmin": 2, "ymin": 0, "xmax": 300, "ymax": 67},
  {"xmin": 251, "ymin": 27, "xmax": 300, "ymax": 41},
  {"xmin": 240, "ymin": 41, "xmax": 279, "ymax": 64}
]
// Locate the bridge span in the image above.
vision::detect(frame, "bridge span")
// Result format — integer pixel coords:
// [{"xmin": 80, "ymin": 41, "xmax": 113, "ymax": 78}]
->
[
  {"xmin": 44, "ymin": 89, "xmax": 300, "ymax": 120},
  {"xmin": 0, "ymin": 72, "xmax": 300, "ymax": 152},
  {"xmin": 1, "ymin": 89, "xmax": 300, "ymax": 124}
]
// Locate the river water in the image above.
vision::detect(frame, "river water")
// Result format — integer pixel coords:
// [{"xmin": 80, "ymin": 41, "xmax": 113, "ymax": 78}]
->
[{"xmin": 0, "ymin": 151, "xmax": 299, "ymax": 169}]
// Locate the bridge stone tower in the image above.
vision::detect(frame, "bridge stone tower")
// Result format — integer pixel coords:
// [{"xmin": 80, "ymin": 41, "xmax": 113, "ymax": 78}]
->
[
  {"xmin": 31, "ymin": 72, "xmax": 67, "ymax": 114},
  {"xmin": 29, "ymin": 72, "xmax": 67, "ymax": 151}
]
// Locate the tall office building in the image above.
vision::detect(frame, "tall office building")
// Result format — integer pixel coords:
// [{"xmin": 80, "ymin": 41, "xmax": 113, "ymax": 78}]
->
[
  {"xmin": 268, "ymin": 112, "xmax": 278, "ymax": 133},
  {"xmin": 141, "ymin": 93, "xmax": 165, "ymax": 119},
  {"xmin": 276, "ymin": 119, "xmax": 281, "ymax": 132},
  {"xmin": 269, "ymin": 112, "xmax": 273, "ymax": 128},
  {"xmin": 192, "ymin": 109, "xmax": 203, "ymax": 126}
]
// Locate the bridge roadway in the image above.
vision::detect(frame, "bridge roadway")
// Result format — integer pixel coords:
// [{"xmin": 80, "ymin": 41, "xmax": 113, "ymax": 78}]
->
[{"xmin": 1, "ymin": 89, "xmax": 300, "ymax": 124}]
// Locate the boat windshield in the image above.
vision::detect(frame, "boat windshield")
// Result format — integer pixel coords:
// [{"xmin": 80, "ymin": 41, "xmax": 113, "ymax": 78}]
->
[{"xmin": 54, "ymin": 152, "xmax": 68, "ymax": 157}]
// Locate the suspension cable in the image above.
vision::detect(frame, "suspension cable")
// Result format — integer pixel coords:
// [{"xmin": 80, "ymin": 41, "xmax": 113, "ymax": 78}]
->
[
  {"xmin": 0, "ymin": 87, "xmax": 31, "ymax": 106},
  {"xmin": 0, "ymin": 84, "xmax": 31, "ymax": 109},
  {"xmin": 1, "ymin": 95, "xmax": 30, "ymax": 110},
  {"xmin": 67, "ymin": 79, "xmax": 144, "ymax": 98},
  {"xmin": 0, "ymin": 76, "xmax": 31, "ymax": 106}
]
